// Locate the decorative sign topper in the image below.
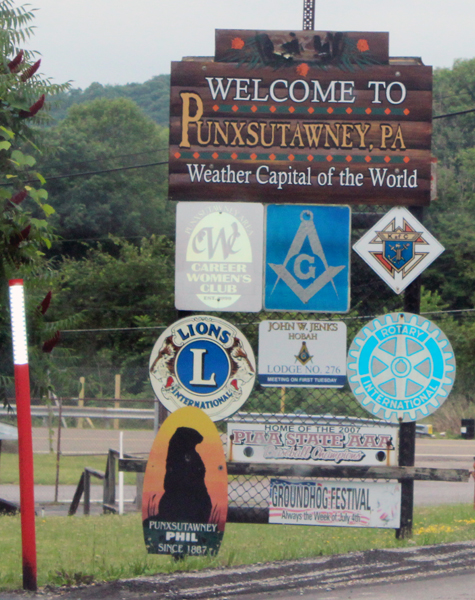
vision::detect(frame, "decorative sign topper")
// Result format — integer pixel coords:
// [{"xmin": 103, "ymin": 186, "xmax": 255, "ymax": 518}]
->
[
  {"xmin": 169, "ymin": 31, "xmax": 432, "ymax": 205},
  {"xmin": 269, "ymin": 479, "xmax": 401, "ymax": 529},
  {"xmin": 347, "ymin": 312, "xmax": 456, "ymax": 423},
  {"xmin": 142, "ymin": 407, "xmax": 228, "ymax": 556},
  {"xmin": 264, "ymin": 204, "xmax": 350, "ymax": 312},
  {"xmin": 258, "ymin": 320, "xmax": 347, "ymax": 387},
  {"xmin": 215, "ymin": 30, "xmax": 389, "ymax": 66},
  {"xmin": 352, "ymin": 207, "xmax": 444, "ymax": 294},
  {"xmin": 228, "ymin": 416, "xmax": 398, "ymax": 467},
  {"xmin": 149, "ymin": 315, "xmax": 256, "ymax": 421},
  {"xmin": 175, "ymin": 202, "xmax": 264, "ymax": 312}
]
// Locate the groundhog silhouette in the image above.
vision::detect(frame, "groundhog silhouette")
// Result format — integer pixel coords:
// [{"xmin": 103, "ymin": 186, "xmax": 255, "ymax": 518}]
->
[{"xmin": 157, "ymin": 426, "xmax": 212, "ymax": 523}]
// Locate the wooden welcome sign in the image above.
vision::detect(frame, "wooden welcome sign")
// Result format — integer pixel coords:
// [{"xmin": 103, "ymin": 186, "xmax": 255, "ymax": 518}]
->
[
  {"xmin": 142, "ymin": 407, "xmax": 228, "ymax": 556},
  {"xmin": 169, "ymin": 30, "xmax": 432, "ymax": 206}
]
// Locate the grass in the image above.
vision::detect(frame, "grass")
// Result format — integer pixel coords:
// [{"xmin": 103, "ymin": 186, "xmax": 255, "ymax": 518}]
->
[
  {"xmin": 0, "ymin": 504, "xmax": 475, "ymax": 590},
  {"xmin": 0, "ymin": 453, "xmax": 137, "ymax": 486}
]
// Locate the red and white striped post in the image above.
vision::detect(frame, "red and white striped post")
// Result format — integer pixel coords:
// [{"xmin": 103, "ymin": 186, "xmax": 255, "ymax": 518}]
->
[{"xmin": 9, "ymin": 279, "xmax": 37, "ymax": 591}]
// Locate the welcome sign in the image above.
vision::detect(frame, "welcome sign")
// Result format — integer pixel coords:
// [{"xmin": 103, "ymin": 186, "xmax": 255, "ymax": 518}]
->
[{"xmin": 169, "ymin": 30, "xmax": 432, "ymax": 205}]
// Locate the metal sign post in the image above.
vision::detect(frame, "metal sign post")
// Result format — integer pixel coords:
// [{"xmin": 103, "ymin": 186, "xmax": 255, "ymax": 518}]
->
[
  {"xmin": 303, "ymin": 0, "xmax": 315, "ymax": 30},
  {"xmin": 397, "ymin": 206, "xmax": 423, "ymax": 540}
]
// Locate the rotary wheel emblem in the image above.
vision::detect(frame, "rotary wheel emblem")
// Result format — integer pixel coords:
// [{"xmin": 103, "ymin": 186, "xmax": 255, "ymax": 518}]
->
[{"xmin": 347, "ymin": 312, "xmax": 456, "ymax": 423}]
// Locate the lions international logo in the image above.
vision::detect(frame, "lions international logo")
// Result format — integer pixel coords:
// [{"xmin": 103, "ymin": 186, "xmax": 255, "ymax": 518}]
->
[
  {"xmin": 353, "ymin": 207, "xmax": 445, "ymax": 295},
  {"xmin": 149, "ymin": 315, "xmax": 256, "ymax": 421}
]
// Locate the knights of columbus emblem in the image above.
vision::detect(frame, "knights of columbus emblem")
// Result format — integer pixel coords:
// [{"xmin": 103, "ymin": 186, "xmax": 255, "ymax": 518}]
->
[
  {"xmin": 353, "ymin": 206, "xmax": 445, "ymax": 295},
  {"xmin": 265, "ymin": 205, "xmax": 351, "ymax": 312},
  {"xmin": 372, "ymin": 222, "xmax": 425, "ymax": 275}
]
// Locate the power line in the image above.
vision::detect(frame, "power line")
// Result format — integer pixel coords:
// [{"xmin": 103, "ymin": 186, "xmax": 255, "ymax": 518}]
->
[
  {"xmin": 433, "ymin": 107, "xmax": 475, "ymax": 119},
  {"xmin": 0, "ymin": 106, "xmax": 468, "ymax": 187},
  {"xmin": 43, "ymin": 160, "xmax": 168, "ymax": 181},
  {"xmin": 54, "ymin": 235, "xmax": 147, "ymax": 243},
  {"xmin": 0, "ymin": 159, "xmax": 168, "ymax": 186},
  {"xmin": 40, "ymin": 146, "xmax": 168, "ymax": 172},
  {"xmin": 59, "ymin": 307, "xmax": 475, "ymax": 334}
]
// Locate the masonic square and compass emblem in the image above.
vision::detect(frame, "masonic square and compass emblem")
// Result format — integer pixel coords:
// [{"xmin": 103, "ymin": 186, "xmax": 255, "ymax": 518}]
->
[
  {"xmin": 264, "ymin": 205, "xmax": 350, "ymax": 312},
  {"xmin": 353, "ymin": 207, "xmax": 445, "ymax": 295}
]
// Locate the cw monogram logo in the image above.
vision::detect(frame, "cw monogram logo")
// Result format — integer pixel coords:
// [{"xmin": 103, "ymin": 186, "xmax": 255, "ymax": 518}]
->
[{"xmin": 192, "ymin": 222, "xmax": 240, "ymax": 260}]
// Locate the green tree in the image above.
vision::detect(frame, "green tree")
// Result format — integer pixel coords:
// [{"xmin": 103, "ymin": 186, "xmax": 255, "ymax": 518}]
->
[
  {"xmin": 39, "ymin": 97, "xmax": 172, "ymax": 257},
  {"xmin": 0, "ymin": 0, "xmax": 70, "ymax": 405},
  {"xmin": 433, "ymin": 58, "xmax": 475, "ymax": 167},
  {"xmin": 52, "ymin": 235, "xmax": 175, "ymax": 394},
  {"xmin": 51, "ymin": 75, "xmax": 171, "ymax": 127}
]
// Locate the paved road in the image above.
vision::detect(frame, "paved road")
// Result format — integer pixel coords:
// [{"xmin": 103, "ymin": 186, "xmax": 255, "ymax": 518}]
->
[
  {"xmin": 235, "ymin": 572, "xmax": 475, "ymax": 600},
  {"xmin": 28, "ymin": 428, "xmax": 475, "ymax": 463},
  {"xmin": 2, "ymin": 431, "xmax": 474, "ymax": 513},
  {"xmin": 416, "ymin": 438, "xmax": 475, "ymax": 469},
  {"xmin": 31, "ymin": 426, "xmax": 154, "ymax": 455},
  {"xmin": 4, "ymin": 540, "xmax": 474, "ymax": 600}
]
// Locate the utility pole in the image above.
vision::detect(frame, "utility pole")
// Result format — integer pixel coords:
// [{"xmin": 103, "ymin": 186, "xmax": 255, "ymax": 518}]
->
[{"xmin": 303, "ymin": 0, "xmax": 315, "ymax": 30}]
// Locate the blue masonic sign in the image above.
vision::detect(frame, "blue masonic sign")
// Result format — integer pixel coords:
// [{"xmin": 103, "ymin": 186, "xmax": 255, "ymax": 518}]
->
[{"xmin": 264, "ymin": 205, "xmax": 350, "ymax": 312}]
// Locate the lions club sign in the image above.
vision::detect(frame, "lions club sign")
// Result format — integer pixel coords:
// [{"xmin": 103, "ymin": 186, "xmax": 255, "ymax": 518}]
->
[{"xmin": 149, "ymin": 315, "xmax": 256, "ymax": 421}]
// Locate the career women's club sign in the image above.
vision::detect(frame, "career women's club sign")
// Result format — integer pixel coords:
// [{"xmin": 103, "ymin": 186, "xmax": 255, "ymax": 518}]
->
[
  {"xmin": 258, "ymin": 320, "xmax": 346, "ymax": 387},
  {"xmin": 175, "ymin": 202, "xmax": 264, "ymax": 312},
  {"xmin": 269, "ymin": 479, "xmax": 401, "ymax": 529},
  {"xmin": 265, "ymin": 204, "xmax": 350, "ymax": 312},
  {"xmin": 347, "ymin": 312, "xmax": 456, "ymax": 423},
  {"xmin": 169, "ymin": 30, "xmax": 432, "ymax": 205},
  {"xmin": 142, "ymin": 407, "xmax": 228, "ymax": 556},
  {"xmin": 149, "ymin": 315, "xmax": 256, "ymax": 421}
]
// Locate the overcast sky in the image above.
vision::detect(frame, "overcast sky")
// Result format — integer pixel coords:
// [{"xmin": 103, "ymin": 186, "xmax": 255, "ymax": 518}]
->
[{"xmin": 25, "ymin": 0, "xmax": 475, "ymax": 89}]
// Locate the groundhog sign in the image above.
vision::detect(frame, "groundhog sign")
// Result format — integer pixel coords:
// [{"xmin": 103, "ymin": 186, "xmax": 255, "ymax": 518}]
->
[{"xmin": 142, "ymin": 407, "xmax": 228, "ymax": 556}]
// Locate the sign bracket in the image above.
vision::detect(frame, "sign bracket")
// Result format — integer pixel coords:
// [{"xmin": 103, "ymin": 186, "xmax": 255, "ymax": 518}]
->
[{"xmin": 302, "ymin": 0, "xmax": 315, "ymax": 30}]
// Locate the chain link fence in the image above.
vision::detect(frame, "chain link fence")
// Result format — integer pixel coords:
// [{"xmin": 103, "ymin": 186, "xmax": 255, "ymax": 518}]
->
[{"xmin": 2, "ymin": 204, "xmax": 467, "ymax": 518}]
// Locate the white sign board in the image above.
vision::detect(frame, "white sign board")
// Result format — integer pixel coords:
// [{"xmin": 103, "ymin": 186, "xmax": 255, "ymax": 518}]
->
[
  {"xmin": 228, "ymin": 415, "xmax": 398, "ymax": 466},
  {"xmin": 258, "ymin": 320, "xmax": 347, "ymax": 387},
  {"xmin": 269, "ymin": 479, "xmax": 401, "ymax": 529},
  {"xmin": 352, "ymin": 206, "xmax": 444, "ymax": 294},
  {"xmin": 175, "ymin": 202, "xmax": 264, "ymax": 311}
]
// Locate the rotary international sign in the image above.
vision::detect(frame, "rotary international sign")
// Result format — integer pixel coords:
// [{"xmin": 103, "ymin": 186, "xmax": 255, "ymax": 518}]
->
[
  {"xmin": 169, "ymin": 30, "xmax": 432, "ymax": 205},
  {"xmin": 347, "ymin": 312, "xmax": 456, "ymax": 423},
  {"xmin": 149, "ymin": 315, "xmax": 256, "ymax": 421},
  {"xmin": 175, "ymin": 202, "xmax": 264, "ymax": 311},
  {"xmin": 352, "ymin": 206, "xmax": 444, "ymax": 294}
]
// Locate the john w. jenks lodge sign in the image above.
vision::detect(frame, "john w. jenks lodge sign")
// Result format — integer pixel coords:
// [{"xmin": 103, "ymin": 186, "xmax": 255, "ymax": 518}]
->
[{"xmin": 169, "ymin": 30, "xmax": 432, "ymax": 205}]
